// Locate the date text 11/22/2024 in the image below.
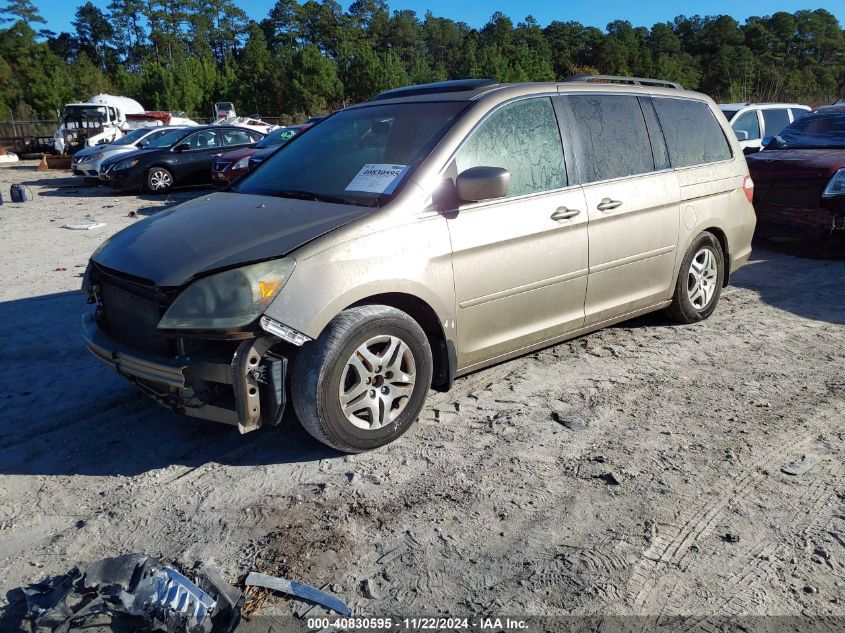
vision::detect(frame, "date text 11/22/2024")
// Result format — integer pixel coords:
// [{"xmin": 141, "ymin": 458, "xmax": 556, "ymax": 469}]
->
[{"xmin": 305, "ymin": 617, "xmax": 528, "ymax": 630}]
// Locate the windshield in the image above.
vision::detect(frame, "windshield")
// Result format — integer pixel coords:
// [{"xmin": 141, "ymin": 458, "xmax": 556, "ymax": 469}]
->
[
  {"xmin": 767, "ymin": 110, "xmax": 845, "ymax": 149},
  {"xmin": 216, "ymin": 103, "xmax": 234, "ymax": 110},
  {"xmin": 144, "ymin": 129, "xmax": 189, "ymax": 149},
  {"xmin": 112, "ymin": 128, "xmax": 151, "ymax": 145},
  {"xmin": 255, "ymin": 127, "xmax": 303, "ymax": 149},
  {"xmin": 233, "ymin": 101, "xmax": 469, "ymax": 206},
  {"xmin": 65, "ymin": 105, "xmax": 106, "ymax": 119}
]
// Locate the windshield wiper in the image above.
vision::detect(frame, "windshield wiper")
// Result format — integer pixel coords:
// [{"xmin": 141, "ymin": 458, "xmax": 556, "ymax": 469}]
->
[{"xmin": 273, "ymin": 189, "xmax": 373, "ymax": 207}]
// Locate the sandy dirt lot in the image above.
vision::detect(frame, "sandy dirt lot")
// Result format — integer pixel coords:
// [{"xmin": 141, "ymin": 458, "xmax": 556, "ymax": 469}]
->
[{"xmin": 0, "ymin": 162, "xmax": 843, "ymax": 628}]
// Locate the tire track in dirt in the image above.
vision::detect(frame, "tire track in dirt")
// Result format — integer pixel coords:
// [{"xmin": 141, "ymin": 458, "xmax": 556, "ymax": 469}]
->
[
  {"xmin": 680, "ymin": 457, "xmax": 843, "ymax": 631},
  {"xmin": 627, "ymin": 400, "xmax": 845, "ymax": 620}
]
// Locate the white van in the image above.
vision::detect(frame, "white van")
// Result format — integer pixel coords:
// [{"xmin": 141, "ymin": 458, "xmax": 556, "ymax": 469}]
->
[{"xmin": 719, "ymin": 103, "xmax": 811, "ymax": 154}]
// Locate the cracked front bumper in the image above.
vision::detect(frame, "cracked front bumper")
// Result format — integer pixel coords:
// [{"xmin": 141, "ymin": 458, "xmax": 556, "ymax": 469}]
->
[{"xmin": 82, "ymin": 314, "xmax": 286, "ymax": 433}]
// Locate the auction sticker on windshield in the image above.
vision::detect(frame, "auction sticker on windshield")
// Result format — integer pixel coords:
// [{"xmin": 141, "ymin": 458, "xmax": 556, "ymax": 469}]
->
[{"xmin": 345, "ymin": 164, "xmax": 409, "ymax": 194}]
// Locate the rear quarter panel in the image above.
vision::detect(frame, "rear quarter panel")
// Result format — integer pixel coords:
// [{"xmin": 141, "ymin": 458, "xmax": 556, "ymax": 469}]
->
[{"xmin": 669, "ymin": 100, "xmax": 756, "ymax": 289}]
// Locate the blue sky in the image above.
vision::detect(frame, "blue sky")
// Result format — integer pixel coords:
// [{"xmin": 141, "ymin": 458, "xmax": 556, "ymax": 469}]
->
[{"xmin": 34, "ymin": 0, "xmax": 844, "ymax": 33}]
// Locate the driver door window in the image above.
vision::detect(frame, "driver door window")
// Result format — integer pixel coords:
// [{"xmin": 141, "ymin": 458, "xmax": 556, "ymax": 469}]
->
[{"xmin": 455, "ymin": 98, "xmax": 567, "ymax": 197}]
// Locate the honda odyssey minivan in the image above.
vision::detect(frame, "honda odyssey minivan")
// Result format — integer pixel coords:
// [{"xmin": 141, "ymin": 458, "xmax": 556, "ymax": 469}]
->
[{"xmin": 83, "ymin": 76, "xmax": 756, "ymax": 453}]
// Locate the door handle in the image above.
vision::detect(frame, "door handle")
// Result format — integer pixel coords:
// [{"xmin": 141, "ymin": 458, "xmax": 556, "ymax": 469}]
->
[
  {"xmin": 597, "ymin": 198, "xmax": 622, "ymax": 211},
  {"xmin": 550, "ymin": 207, "xmax": 581, "ymax": 221}
]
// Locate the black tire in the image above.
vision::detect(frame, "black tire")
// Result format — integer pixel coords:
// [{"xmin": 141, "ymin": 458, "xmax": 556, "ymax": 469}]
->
[
  {"xmin": 667, "ymin": 231, "xmax": 725, "ymax": 324},
  {"xmin": 145, "ymin": 166, "xmax": 174, "ymax": 194},
  {"xmin": 291, "ymin": 305, "xmax": 433, "ymax": 453}
]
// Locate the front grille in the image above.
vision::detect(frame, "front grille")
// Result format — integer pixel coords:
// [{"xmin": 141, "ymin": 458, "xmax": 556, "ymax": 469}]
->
[{"xmin": 94, "ymin": 265, "xmax": 177, "ymax": 357}]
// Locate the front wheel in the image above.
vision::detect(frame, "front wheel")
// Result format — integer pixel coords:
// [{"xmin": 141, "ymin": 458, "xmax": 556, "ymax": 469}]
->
[
  {"xmin": 145, "ymin": 167, "xmax": 173, "ymax": 193},
  {"xmin": 291, "ymin": 305, "xmax": 433, "ymax": 453},
  {"xmin": 667, "ymin": 231, "xmax": 725, "ymax": 324}
]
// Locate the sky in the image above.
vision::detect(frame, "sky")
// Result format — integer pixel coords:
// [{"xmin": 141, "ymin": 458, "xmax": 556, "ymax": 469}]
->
[{"xmin": 32, "ymin": 0, "xmax": 845, "ymax": 34}]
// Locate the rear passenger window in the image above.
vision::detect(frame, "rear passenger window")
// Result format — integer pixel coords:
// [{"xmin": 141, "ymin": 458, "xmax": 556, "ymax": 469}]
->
[
  {"xmin": 733, "ymin": 111, "xmax": 760, "ymax": 140},
  {"xmin": 223, "ymin": 129, "xmax": 254, "ymax": 146},
  {"xmin": 762, "ymin": 109, "xmax": 791, "ymax": 137},
  {"xmin": 565, "ymin": 94, "xmax": 654, "ymax": 183},
  {"xmin": 653, "ymin": 98, "xmax": 732, "ymax": 167},
  {"xmin": 455, "ymin": 97, "xmax": 566, "ymax": 197}
]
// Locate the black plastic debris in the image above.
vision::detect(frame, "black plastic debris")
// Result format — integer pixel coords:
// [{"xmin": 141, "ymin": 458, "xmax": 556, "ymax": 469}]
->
[{"xmin": 18, "ymin": 553, "xmax": 242, "ymax": 633}]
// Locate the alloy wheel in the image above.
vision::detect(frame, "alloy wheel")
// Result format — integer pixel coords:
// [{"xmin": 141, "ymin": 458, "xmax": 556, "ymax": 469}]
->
[
  {"xmin": 149, "ymin": 169, "xmax": 172, "ymax": 190},
  {"xmin": 338, "ymin": 334, "xmax": 416, "ymax": 430},
  {"xmin": 687, "ymin": 247, "xmax": 718, "ymax": 310}
]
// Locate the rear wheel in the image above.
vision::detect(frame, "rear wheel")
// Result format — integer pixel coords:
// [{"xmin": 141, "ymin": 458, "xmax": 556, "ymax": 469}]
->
[
  {"xmin": 145, "ymin": 167, "xmax": 173, "ymax": 193},
  {"xmin": 291, "ymin": 305, "xmax": 433, "ymax": 453},
  {"xmin": 667, "ymin": 231, "xmax": 725, "ymax": 324}
]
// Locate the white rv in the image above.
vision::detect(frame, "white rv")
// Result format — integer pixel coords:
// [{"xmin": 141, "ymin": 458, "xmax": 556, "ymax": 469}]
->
[{"xmin": 53, "ymin": 94, "xmax": 145, "ymax": 155}]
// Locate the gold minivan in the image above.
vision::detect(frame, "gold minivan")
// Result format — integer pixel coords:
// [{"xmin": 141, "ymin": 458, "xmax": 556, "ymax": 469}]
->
[{"xmin": 83, "ymin": 76, "xmax": 756, "ymax": 452}]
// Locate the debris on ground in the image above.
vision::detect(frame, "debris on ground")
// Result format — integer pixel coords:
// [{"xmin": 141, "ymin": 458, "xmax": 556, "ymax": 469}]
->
[
  {"xmin": 61, "ymin": 221, "xmax": 106, "ymax": 230},
  {"xmin": 781, "ymin": 454, "xmax": 817, "ymax": 476},
  {"xmin": 551, "ymin": 410, "xmax": 589, "ymax": 430},
  {"xmin": 722, "ymin": 532, "xmax": 741, "ymax": 543},
  {"xmin": 16, "ymin": 553, "xmax": 243, "ymax": 633},
  {"xmin": 244, "ymin": 571, "xmax": 351, "ymax": 616}
]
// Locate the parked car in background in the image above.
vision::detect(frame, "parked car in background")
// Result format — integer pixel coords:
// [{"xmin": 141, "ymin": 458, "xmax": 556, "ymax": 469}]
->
[
  {"xmin": 211, "ymin": 124, "xmax": 310, "ymax": 184},
  {"xmin": 747, "ymin": 104, "xmax": 845, "ymax": 254},
  {"xmin": 720, "ymin": 103, "xmax": 811, "ymax": 154},
  {"xmin": 71, "ymin": 127, "xmax": 185, "ymax": 179},
  {"xmin": 82, "ymin": 76, "xmax": 755, "ymax": 452},
  {"xmin": 102, "ymin": 125, "xmax": 264, "ymax": 193}
]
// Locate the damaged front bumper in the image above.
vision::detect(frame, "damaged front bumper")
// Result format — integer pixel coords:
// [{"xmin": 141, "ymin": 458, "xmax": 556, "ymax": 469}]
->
[{"xmin": 82, "ymin": 313, "xmax": 287, "ymax": 433}]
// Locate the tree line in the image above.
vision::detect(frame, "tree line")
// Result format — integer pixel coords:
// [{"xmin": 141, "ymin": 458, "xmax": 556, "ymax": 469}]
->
[{"xmin": 1, "ymin": 0, "xmax": 843, "ymax": 122}]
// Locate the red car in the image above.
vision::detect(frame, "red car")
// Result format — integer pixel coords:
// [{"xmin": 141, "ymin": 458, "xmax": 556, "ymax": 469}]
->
[
  {"xmin": 211, "ymin": 124, "xmax": 310, "ymax": 184},
  {"xmin": 747, "ymin": 105, "xmax": 845, "ymax": 253}
]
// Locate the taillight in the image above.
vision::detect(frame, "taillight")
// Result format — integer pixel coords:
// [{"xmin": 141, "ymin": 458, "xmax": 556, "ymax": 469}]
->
[{"xmin": 742, "ymin": 175, "xmax": 754, "ymax": 203}]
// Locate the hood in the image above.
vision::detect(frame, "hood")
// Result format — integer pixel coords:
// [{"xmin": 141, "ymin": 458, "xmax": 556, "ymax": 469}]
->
[
  {"xmin": 251, "ymin": 147, "xmax": 278, "ymax": 161},
  {"xmin": 74, "ymin": 145, "xmax": 101, "ymax": 158},
  {"xmin": 91, "ymin": 192, "xmax": 372, "ymax": 287},
  {"xmin": 747, "ymin": 149, "xmax": 845, "ymax": 181},
  {"xmin": 100, "ymin": 146, "xmax": 155, "ymax": 167},
  {"xmin": 217, "ymin": 147, "xmax": 256, "ymax": 163}
]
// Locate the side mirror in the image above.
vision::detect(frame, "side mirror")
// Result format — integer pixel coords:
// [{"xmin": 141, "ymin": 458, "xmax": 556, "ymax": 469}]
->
[
  {"xmin": 734, "ymin": 130, "xmax": 749, "ymax": 141},
  {"xmin": 136, "ymin": 141, "xmax": 148, "ymax": 148},
  {"xmin": 456, "ymin": 166, "xmax": 510, "ymax": 202},
  {"xmin": 174, "ymin": 143, "xmax": 190, "ymax": 152},
  {"xmin": 762, "ymin": 136, "xmax": 774, "ymax": 147}
]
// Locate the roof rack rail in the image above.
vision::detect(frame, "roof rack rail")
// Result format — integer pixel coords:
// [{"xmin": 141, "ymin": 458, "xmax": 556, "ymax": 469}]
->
[
  {"xmin": 564, "ymin": 74, "xmax": 684, "ymax": 90},
  {"xmin": 374, "ymin": 79, "xmax": 498, "ymax": 101}
]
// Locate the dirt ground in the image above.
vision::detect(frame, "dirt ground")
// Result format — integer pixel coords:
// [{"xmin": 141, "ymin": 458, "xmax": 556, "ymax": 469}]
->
[{"xmin": 0, "ymin": 162, "xmax": 843, "ymax": 629}]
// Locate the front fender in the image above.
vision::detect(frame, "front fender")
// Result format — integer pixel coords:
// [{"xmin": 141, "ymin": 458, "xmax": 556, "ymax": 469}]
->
[{"xmin": 263, "ymin": 212, "xmax": 456, "ymax": 342}]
